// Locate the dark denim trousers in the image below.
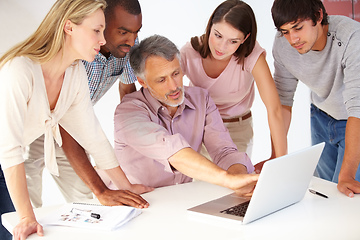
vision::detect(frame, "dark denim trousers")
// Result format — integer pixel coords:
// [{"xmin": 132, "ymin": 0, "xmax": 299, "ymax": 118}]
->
[
  {"xmin": 0, "ymin": 165, "xmax": 15, "ymax": 240},
  {"xmin": 311, "ymin": 104, "xmax": 360, "ymax": 183}
]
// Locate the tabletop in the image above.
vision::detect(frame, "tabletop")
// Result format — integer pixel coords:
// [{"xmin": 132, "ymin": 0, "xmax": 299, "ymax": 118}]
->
[{"xmin": 3, "ymin": 177, "xmax": 360, "ymax": 240}]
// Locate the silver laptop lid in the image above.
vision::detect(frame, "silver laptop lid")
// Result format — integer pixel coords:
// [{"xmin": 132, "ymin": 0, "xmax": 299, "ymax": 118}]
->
[{"xmin": 242, "ymin": 142, "xmax": 325, "ymax": 224}]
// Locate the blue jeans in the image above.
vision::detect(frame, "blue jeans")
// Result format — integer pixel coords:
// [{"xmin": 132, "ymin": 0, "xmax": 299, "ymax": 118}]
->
[
  {"xmin": 311, "ymin": 104, "xmax": 360, "ymax": 183},
  {"xmin": 0, "ymin": 165, "xmax": 15, "ymax": 240}
]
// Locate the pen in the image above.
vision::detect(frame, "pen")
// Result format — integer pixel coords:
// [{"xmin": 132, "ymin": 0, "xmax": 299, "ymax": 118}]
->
[
  {"xmin": 71, "ymin": 208, "xmax": 101, "ymax": 219},
  {"xmin": 309, "ymin": 189, "xmax": 328, "ymax": 198}
]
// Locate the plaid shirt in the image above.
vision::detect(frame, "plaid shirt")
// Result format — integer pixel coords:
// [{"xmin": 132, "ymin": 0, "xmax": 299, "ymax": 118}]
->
[{"xmin": 82, "ymin": 39, "xmax": 138, "ymax": 105}]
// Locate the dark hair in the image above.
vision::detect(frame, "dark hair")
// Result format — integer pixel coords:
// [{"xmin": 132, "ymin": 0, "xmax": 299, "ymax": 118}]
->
[
  {"xmin": 130, "ymin": 35, "xmax": 180, "ymax": 80},
  {"xmin": 105, "ymin": 0, "xmax": 141, "ymax": 20},
  {"xmin": 191, "ymin": 0, "xmax": 257, "ymax": 65},
  {"xmin": 272, "ymin": 0, "xmax": 328, "ymax": 31}
]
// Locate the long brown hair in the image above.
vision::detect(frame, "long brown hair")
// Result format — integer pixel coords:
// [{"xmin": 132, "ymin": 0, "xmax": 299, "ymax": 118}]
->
[{"xmin": 191, "ymin": 0, "xmax": 257, "ymax": 66}]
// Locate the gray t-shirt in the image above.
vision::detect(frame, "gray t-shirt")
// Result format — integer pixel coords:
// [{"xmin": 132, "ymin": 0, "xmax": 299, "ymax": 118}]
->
[{"xmin": 273, "ymin": 15, "xmax": 360, "ymax": 120}]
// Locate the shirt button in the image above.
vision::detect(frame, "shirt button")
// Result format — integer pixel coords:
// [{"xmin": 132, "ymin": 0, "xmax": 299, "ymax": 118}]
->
[
  {"xmin": 338, "ymin": 42, "xmax": 342, "ymax": 46},
  {"xmin": 327, "ymin": 32, "xmax": 331, "ymax": 37}
]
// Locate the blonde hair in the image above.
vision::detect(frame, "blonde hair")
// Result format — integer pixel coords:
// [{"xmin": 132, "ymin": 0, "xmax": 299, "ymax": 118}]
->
[{"xmin": 0, "ymin": 0, "xmax": 106, "ymax": 69}]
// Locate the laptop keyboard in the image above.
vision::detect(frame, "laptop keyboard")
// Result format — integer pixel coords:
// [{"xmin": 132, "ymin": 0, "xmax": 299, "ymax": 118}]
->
[{"xmin": 220, "ymin": 201, "xmax": 250, "ymax": 217}]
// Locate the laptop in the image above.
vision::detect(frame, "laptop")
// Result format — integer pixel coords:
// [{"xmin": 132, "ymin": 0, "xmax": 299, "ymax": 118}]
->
[{"xmin": 188, "ymin": 142, "xmax": 325, "ymax": 224}]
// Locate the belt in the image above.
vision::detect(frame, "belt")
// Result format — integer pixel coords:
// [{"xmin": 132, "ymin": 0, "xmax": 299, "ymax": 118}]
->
[{"xmin": 222, "ymin": 112, "xmax": 252, "ymax": 123}]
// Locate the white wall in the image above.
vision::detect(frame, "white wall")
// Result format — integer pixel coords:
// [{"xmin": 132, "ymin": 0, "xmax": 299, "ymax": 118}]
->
[{"xmin": 0, "ymin": 0, "xmax": 310, "ymax": 207}]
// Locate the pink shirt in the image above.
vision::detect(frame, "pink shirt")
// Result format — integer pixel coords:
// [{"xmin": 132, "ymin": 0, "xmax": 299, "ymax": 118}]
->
[
  {"xmin": 114, "ymin": 86, "xmax": 254, "ymax": 188},
  {"xmin": 180, "ymin": 41, "xmax": 265, "ymax": 119}
]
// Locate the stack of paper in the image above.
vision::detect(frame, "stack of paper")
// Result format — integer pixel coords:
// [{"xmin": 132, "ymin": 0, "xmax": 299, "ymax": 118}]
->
[{"xmin": 38, "ymin": 202, "xmax": 142, "ymax": 231}]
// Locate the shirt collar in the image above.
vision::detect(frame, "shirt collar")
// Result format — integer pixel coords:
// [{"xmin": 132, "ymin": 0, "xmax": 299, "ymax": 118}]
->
[
  {"xmin": 94, "ymin": 51, "xmax": 127, "ymax": 64},
  {"xmin": 142, "ymin": 87, "xmax": 195, "ymax": 116}
]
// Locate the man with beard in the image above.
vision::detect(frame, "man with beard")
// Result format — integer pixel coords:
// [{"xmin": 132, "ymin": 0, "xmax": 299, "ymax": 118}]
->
[{"xmin": 102, "ymin": 35, "xmax": 259, "ymax": 195}]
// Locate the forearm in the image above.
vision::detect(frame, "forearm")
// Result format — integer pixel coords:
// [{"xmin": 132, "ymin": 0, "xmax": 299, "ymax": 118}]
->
[
  {"xmin": 60, "ymin": 126, "xmax": 109, "ymax": 196},
  {"xmin": 271, "ymin": 105, "xmax": 291, "ymax": 155},
  {"xmin": 336, "ymin": 117, "xmax": 360, "ymax": 197},
  {"xmin": 60, "ymin": 127, "xmax": 135, "ymax": 194},
  {"xmin": 169, "ymin": 148, "xmax": 258, "ymax": 195},
  {"xmin": 59, "ymin": 126, "xmax": 151, "ymax": 207},
  {"xmin": 267, "ymin": 106, "xmax": 291, "ymax": 159},
  {"xmin": 252, "ymin": 55, "xmax": 289, "ymax": 158},
  {"xmin": 4, "ymin": 164, "xmax": 35, "ymax": 220},
  {"xmin": 267, "ymin": 108, "xmax": 288, "ymax": 157},
  {"xmin": 103, "ymin": 166, "xmax": 132, "ymax": 190},
  {"xmin": 340, "ymin": 117, "xmax": 360, "ymax": 178},
  {"xmin": 281, "ymin": 105, "xmax": 292, "ymax": 135},
  {"xmin": 169, "ymin": 147, "xmax": 229, "ymax": 187}
]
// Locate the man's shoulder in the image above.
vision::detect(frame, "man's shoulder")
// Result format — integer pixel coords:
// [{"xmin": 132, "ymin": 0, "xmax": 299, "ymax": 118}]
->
[
  {"xmin": 115, "ymin": 90, "xmax": 148, "ymax": 116},
  {"xmin": 184, "ymin": 85, "xmax": 209, "ymax": 96},
  {"xmin": 329, "ymin": 15, "xmax": 360, "ymax": 28},
  {"xmin": 328, "ymin": 15, "xmax": 360, "ymax": 39},
  {"xmin": 121, "ymin": 88, "xmax": 146, "ymax": 103},
  {"xmin": 184, "ymin": 86, "xmax": 211, "ymax": 107},
  {"xmin": 121, "ymin": 88, "xmax": 162, "ymax": 109}
]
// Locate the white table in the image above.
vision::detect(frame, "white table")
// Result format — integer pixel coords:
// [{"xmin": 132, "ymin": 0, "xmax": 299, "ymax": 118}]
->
[{"xmin": 3, "ymin": 177, "xmax": 360, "ymax": 239}]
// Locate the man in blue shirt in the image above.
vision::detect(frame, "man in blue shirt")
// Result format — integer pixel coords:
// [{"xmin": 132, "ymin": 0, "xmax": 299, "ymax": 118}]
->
[{"xmin": 83, "ymin": 0, "xmax": 142, "ymax": 103}]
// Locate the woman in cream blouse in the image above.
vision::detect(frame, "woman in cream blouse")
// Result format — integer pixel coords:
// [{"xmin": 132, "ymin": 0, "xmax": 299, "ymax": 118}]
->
[{"xmin": 0, "ymin": 0, "xmax": 150, "ymax": 239}]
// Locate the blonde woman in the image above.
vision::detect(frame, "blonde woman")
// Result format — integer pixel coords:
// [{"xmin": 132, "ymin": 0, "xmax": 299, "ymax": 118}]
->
[{"xmin": 0, "ymin": 0, "xmax": 150, "ymax": 239}]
